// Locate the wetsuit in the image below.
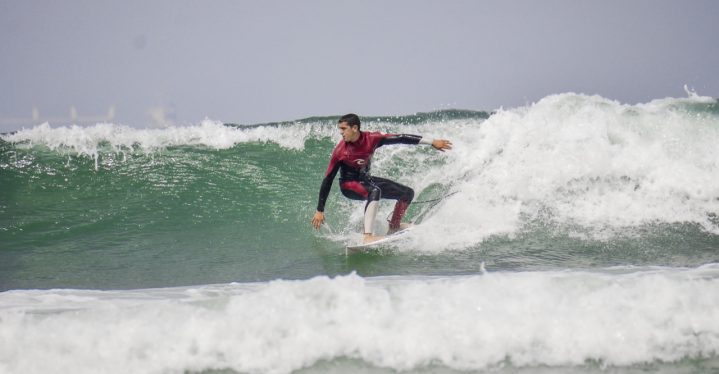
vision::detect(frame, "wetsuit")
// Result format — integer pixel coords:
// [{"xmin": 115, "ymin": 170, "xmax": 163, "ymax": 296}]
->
[{"xmin": 316, "ymin": 131, "xmax": 429, "ymax": 233}]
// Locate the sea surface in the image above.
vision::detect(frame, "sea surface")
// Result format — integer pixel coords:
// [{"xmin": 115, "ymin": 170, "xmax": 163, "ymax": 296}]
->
[{"xmin": 1, "ymin": 92, "xmax": 718, "ymax": 374}]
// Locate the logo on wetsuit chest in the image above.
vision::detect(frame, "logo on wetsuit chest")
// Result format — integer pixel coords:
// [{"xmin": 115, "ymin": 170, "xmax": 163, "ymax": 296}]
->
[{"xmin": 353, "ymin": 159, "xmax": 367, "ymax": 165}]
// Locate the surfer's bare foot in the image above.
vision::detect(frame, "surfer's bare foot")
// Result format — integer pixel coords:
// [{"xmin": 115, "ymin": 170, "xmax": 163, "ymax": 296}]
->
[
  {"xmin": 386, "ymin": 222, "xmax": 413, "ymax": 235},
  {"xmin": 363, "ymin": 233, "xmax": 384, "ymax": 244}
]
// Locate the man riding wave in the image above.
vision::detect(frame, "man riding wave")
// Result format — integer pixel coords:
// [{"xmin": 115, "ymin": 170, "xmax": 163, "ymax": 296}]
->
[{"xmin": 312, "ymin": 113, "xmax": 452, "ymax": 243}]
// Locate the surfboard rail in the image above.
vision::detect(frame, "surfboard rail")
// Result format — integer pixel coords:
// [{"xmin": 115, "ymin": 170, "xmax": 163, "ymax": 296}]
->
[{"xmin": 346, "ymin": 226, "xmax": 414, "ymax": 254}]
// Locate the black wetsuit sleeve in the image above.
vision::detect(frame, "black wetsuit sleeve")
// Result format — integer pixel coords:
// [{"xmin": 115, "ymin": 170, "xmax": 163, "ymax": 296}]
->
[
  {"xmin": 378, "ymin": 134, "xmax": 423, "ymax": 147},
  {"xmin": 317, "ymin": 162, "xmax": 340, "ymax": 212}
]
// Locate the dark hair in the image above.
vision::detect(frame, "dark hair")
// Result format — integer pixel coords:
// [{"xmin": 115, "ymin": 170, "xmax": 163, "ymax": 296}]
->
[{"xmin": 338, "ymin": 113, "xmax": 361, "ymax": 129}]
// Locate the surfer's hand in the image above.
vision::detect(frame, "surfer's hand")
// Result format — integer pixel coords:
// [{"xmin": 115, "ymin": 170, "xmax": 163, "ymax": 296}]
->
[
  {"xmin": 312, "ymin": 211, "xmax": 325, "ymax": 229},
  {"xmin": 432, "ymin": 139, "xmax": 452, "ymax": 152}
]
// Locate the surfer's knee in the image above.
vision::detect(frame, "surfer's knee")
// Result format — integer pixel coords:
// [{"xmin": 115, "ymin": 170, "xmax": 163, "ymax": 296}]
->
[{"xmin": 368, "ymin": 186, "xmax": 381, "ymax": 201}]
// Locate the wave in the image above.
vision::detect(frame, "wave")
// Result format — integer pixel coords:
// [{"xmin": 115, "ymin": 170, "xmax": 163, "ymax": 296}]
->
[
  {"xmin": 2, "ymin": 93, "xmax": 718, "ymax": 251},
  {"xmin": 1, "ymin": 265, "xmax": 718, "ymax": 374},
  {"xmin": 402, "ymin": 93, "xmax": 719, "ymax": 248}
]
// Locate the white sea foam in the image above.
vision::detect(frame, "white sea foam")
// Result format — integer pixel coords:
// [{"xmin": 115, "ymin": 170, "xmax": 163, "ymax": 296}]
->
[
  {"xmin": 356, "ymin": 92, "xmax": 719, "ymax": 249},
  {"xmin": 0, "ymin": 265, "xmax": 717, "ymax": 374},
  {"xmin": 1, "ymin": 119, "xmax": 322, "ymax": 155}
]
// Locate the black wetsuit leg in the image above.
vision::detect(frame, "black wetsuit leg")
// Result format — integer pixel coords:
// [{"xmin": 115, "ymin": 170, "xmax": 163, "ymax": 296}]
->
[
  {"xmin": 340, "ymin": 177, "xmax": 414, "ymax": 204},
  {"xmin": 365, "ymin": 176, "xmax": 414, "ymax": 203}
]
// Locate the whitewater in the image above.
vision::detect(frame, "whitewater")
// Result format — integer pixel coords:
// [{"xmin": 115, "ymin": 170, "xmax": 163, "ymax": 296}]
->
[
  {"xmin": 1, "ymin": 92, "xmax": 718, "ymax": 373},
  {"xmin": 1, "ymin": 266, "xmax": 718, "ymax": 374}
]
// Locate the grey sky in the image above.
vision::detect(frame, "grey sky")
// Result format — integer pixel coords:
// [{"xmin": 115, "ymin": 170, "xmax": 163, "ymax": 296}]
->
[{"xmin": 1, "ymin": 0, "xmax": 717, "ymax": 131}]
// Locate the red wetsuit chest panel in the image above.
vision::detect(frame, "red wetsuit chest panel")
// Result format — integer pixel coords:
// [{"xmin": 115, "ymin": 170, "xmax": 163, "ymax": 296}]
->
[{"xmin": 325, "ymin": 131, "xmax": 386, "ymax": 177}]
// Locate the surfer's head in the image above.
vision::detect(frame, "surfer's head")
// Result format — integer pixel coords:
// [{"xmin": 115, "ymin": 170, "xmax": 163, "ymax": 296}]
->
[
  {"xmin": 338, "ymin": 113, "xmax": 361, "ymax": 142},
  {"xmin": 339, "ymin": 113, "xmax": 360, "ymax": 129}
]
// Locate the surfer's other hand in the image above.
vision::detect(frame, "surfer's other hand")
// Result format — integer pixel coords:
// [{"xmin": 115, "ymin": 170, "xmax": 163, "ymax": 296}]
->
[{"xmin": 312, "ymin": 211, "xmax": 325, "ymax": 229}]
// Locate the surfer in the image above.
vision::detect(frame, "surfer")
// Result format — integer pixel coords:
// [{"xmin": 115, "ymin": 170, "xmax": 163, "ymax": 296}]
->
[{"xmin": 312, "ymin": 113, "xmax": 452, "ymax": 243}]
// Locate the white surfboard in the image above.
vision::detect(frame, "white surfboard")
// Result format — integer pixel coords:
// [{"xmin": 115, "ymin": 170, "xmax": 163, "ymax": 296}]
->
[{"xmin": 346, "ymin": 226, "xmax": 414, "ymax": 254}]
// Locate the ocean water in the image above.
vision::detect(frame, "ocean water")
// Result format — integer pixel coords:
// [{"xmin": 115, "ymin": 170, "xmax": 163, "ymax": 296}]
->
[{"xmin": 0, "ymin": 92, "xmax": 718, "ymax": 374}]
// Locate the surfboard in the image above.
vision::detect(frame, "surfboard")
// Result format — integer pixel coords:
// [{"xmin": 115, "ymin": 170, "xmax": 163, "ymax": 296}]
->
[{"xmin": 346, "ymin": 226, "xmax": 414, "ymax": 254}]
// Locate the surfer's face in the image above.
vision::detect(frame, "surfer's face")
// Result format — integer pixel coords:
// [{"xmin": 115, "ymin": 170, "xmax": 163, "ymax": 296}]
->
[{"xmin": 338, "ymin": 122, "xmax": 360, "ymax": 142}]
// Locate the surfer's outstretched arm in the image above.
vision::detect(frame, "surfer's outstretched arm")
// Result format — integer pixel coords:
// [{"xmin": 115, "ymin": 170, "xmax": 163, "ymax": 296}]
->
[{"xmin": 378, "ymin": 134, "xmax": 452, "ymax": 151}]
